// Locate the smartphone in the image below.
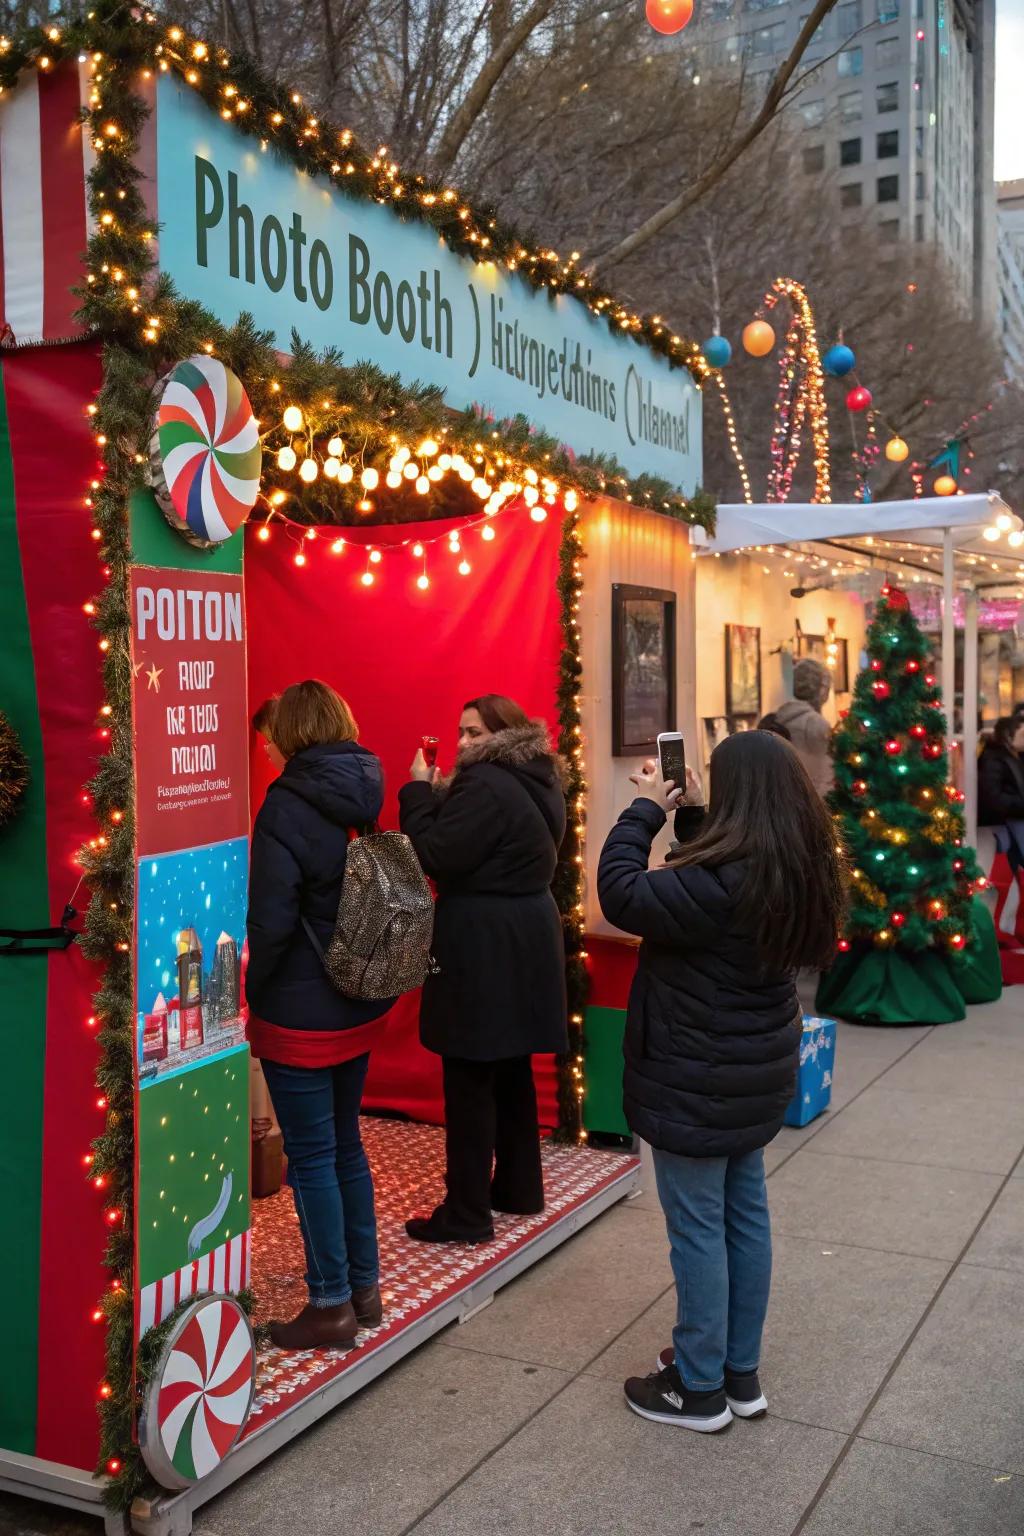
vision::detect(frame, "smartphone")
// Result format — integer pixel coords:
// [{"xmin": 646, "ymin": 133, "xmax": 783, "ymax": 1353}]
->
[
  {"xmin": 421, "ymin": 735, "xmax": 439, "ymax": 768},
  {"xmin": 657, "ymin": 732, "xmax": 686, "ymax": 790}
]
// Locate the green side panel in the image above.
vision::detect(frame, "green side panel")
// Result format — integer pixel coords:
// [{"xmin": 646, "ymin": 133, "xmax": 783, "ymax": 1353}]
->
[
  {"xmin": 582, "ymin": 1005, "xmax": 630, "ymax": 1137},
  {"xmin": 137, "ymin": 1050, "xmax": 250, "ymax": 1288},
  {"xmin": 0, "ymin": 363, "xmax": 47, "ymax": 1452},
  {"xmin": 129, "ymin": 488, "xmax": 244, "ymax": 574}
]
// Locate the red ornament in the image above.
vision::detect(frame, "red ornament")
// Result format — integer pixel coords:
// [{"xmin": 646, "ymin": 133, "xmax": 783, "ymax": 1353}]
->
[
  {"xmin": 645, "ymin": 0, "xmax": 694, "ymax": 32},
  {"xmin": 905, "ymin": 659, "xmax": 920, "ymax": 673},
  {"xmin": 924, "ymin": 674, "xmax": 936, "ymax": 686},
  {"xmin": 872, "ymin": 679, "xmax": 890, "ymax": 699},
  {"xmin": 884, "ymin": 586, "xmax": 910, "ymax": 610},
  {"xmin": 925, "ymin": 743, "xmax": 942, "ymax": 758},
  {"xmin": 949, "ymin": 932, "xmax": 966, "ymax": 950},
  {"xmin": 976, "ymin": 876, "xmax": 988, "ymax": 891},
  {"xmin": 870, "ymin": 658, "xmax": 883, "ymax": 672},
  {"xmin": 884, "ymin": 739, "xmax": 901, "ymax": 755},
  {"xmin": 852, "ymin": 779, "xmax": 868, "ymax": 795},
  {"xmin": 910, "ymin": 724, "xmax": 927, "ymax": 739},
  {"xmin": 890, "ymin": 912, "xmax": 906, "ymax": 927},
  {"xmin": 846, "ymin": 386, "xmax": 872, "ymax": 413},
  {"xmin": 953, "ymin": 859, "xmax": 964, "ymax": 872},
  {"xmin": 838, "ymin": 939, "xmax": 851, "ymax": 952}
]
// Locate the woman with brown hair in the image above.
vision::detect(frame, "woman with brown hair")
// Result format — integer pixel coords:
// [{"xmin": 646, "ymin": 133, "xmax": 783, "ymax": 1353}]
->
[
  {"xmin": 246, "ymin": 679, "xmax": 394, "ymax": 1350},
  {"xmin": 399, "ymin": 694, "xmax": 569, "ymax": 1243}
]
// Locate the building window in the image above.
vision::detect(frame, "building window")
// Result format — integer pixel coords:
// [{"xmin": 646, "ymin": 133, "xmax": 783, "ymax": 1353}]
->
[
  {"xmin": 798, "ymin": 11, "xmax": 829, "ymax": 43},
  {"xmin": 876, "ymin": 80, "xmax": 899, "ymax": 112},
  {"xmin": 799, "ymin": 99, "xmax": 826, "ymax": 127},
  {"xmin": 836, "ymin": 0, "xmax": 862, "ymax": 37},
  {"xmin": 915, "ymin": 169, "xmax": 925, "ymax": 198},
  {"xmin": 915, "ymin": 124, "xmax": 924, "ymax": 155},
  {"xmin": 746, "ymin": 0, "xmax": 788, "ymax": 9},
  {"xmin": 877, "ymin": 0, "xmax": 899, "ymax": 17},
  {"xmin": 915, "ymin": 213, "xmax": 924, "ymax": 240},
  {"xmin": 838, "ymin": 45, "xmax": 863, "ymax": 75},
  {"xmin": 879, "ymin": 219, "xmax": 900, "ymax": 242},
  {"xmin": 840, "ymin": 136, "xmax": 862, "ymax": 165},
  {"xmin": 751, "ymin": 21, "xmax": 786, "ymax": 52},
  {"xmin": 876, "ymin": 36, "xmax": 901, "ymax": 65},
  {"xmin": 840, "ymin": 182, "xmax": 863, "ymax": 207},
  {"xmin": 877, "ymin": 129, "xmax": 899, "ymax": 158},
  {"xmin": 877, "ymin": 174, "xmax": 899, "ymax": 202},
  {"xmin": 839, "ymin": 89, "xmax": 863, "ymax": 121},
  {"xmin": 802, "ymin": 144, "xmax": 826, "ymax": 173}
]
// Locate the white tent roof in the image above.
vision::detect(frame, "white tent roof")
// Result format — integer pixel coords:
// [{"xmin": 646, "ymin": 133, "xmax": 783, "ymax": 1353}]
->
[{"xmin": 705, "ymin": 492, "xmax": 1019, "ymax": 556}]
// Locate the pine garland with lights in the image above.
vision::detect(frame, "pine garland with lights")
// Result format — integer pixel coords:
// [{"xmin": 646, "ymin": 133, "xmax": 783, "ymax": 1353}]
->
[
  {"xmin": 828, "ymin": 584, "xmax": 985, "ymax": 958},
  {"xmin": 0, "ymin": 709, "xmax": 30, "ymax": 827},
  {"xmin": 553, "ymin": 513, "xmax": 587, "ymax": 1142}
]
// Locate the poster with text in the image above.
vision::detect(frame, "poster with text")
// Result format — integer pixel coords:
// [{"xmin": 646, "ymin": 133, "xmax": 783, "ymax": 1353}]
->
[
  {"xmin": 135, "ymin": 837, "xmax": 249, "ymax": 1086},
  {"xmin": 130, "ymin": 567, "xmax": 250, "ymax": 856}
]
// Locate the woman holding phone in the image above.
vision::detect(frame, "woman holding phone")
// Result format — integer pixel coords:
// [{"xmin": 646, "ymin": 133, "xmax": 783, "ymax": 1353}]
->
[{"xmin": 399, "ymin": 694, "xmax": 568, "ymax": 1243}]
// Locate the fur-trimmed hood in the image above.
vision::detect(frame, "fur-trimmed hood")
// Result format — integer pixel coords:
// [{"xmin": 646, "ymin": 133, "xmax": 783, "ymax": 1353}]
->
[{"xmin": 432, "ymin": 720, "xmax": 567, "ymax": 791}]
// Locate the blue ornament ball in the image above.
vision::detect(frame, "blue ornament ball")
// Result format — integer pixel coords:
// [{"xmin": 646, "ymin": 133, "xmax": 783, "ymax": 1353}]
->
[
  {"xmin": 823, "ymin": 343, "xmax": 856, "ymax": 377},
  {"xmin": 703, "ymin": 334, "xmax": 732, "ymax": 369}
]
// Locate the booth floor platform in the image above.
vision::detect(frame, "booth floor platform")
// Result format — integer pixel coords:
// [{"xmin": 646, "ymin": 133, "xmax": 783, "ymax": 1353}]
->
[{"xmin": 125, "ymin": 1124, "xmax": 639, "ymax": 1535}]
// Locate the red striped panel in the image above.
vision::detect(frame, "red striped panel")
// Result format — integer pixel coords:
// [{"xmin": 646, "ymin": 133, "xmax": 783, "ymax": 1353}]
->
[
  {"xmin": 8, "ymin": 342, "xmax": 106, "ymax": 1470},
  {"xmin": 39, "ymin": 62, "xmax": 87, "ymax": 338}
]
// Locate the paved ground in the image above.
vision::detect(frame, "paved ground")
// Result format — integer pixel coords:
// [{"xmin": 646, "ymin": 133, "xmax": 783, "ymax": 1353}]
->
[{"xmin": 3, "ymin": 991, "xmax": 1023, "ymax": 1536}]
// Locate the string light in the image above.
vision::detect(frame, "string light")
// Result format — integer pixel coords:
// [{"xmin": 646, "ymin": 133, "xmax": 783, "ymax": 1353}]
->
[{"xmin": 763, "ymin": 277, "xmax": 831, "ymax": 505}]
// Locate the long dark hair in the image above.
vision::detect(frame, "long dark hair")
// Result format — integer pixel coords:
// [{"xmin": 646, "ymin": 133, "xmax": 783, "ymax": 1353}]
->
[
  {"xmin": 991, "ymin": 717, "xmax": 1021, "ymax": 751},
  {"xmin": 669, "ymin": 730, "xmax": 846, "ymax": 971},
  {"xmin": 464, "ymin": 694, "xmax": 531, "ymax": 732}
]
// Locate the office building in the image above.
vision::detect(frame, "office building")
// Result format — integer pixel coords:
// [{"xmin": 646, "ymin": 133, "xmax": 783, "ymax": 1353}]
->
[{"xmin": 996, "ymin": 179, "xmax": 1024, "ymax": 379}]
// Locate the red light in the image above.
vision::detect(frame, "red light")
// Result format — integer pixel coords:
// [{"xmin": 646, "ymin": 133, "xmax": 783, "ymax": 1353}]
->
[
  {"xmin": 976, "ymin": 876, "xmax": 988, "ymax": 891},
  {"xmin": 924, "ymin": 674, "xmax": 936, "ymax": 686},
  {"xmin": 838, "ymin": 939, "xmax": 851, "ymax": 953},
  {"xmin": 870, "ymin": 658, "xmax": 883, "ymax": 671},
  {"xmin": 106, "ymin": 1459, "xmax": 121, "ymax": 1476},
  {"xmin": 99, "ymin": 1383, "xmax": 112, "ymax": 1400},
  {"xmin": 852, "ymin": 779, "xmax": 868, "ymax": 794},
  {"xmin": 83, "ymin": 1153, "xmax": 94, "ymax": 1167},
  {"xmin": 916, "ymin": 27, "xmax": 924, "ymax": 38},
  {"xmin": 885, "ymin": 739, "xmax": 901, "ymax": 755},
  {"xmin": 92, "ymin": 1308, "xmax": 104, "ymax": 1323},
  {"xmin": 96, "ymin": 1096, "xmax": 107, "ymax": 1110},
  {"xmin": 104, "ymin": 1208, "xmax": 122, "ymax": 1226},
  {"xmin": 910, "ymin": 724, "xmax": 927, "ymax": 739},
  {"xmin": 872, "ymin": 680, "xmax": 891, "ymax": 700},
  {"xmin": 906, "ymin": 659, "xmax": 920, "ymax": 673},
  {"xmin": 93, "ymin": 1175, "xmax": 107, "ymax": 1190},
  {"xmin": 891, "ymin": 912, "xmax": 906, "ymax": 927}
]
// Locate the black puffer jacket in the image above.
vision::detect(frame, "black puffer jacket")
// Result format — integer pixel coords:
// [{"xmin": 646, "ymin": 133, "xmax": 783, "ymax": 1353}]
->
[
  {"xmin": 598, "ymin": 799, "xmax": 801, "ymax": 1158},
  {"xmin": 978, "ymin": 744, "xmax": 1024, "ymax": 826},
  {"xmin": 246, "ymin": 740, "xmax": 394, "ymax": 1034},
  {"xmin": 398, "ymin": 722, "xmax": 568, "ymax": 1061}
]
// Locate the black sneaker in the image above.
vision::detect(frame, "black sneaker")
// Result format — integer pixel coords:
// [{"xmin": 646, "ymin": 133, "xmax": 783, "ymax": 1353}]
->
[
  {"xmin": 654, "ymin": 1348, "xmax": 768, "ymax": 1419},
  {"xmin": 624, "ymin": 1363, "xmax": 732, "ymax": 1432}
]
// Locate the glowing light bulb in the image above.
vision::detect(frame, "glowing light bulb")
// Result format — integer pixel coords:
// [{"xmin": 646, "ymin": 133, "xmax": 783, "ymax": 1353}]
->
[
  {"xmin": 386, "ymin": 471, "xmax": 403, "ymax": 489},
  {"xmin": 996, "ymin": 513, "xmax": 1012, "ymax": 531},
  {"xmin": 299, "ymin": 458, "xmax": 318, "ymax": 483},
  {"xmin": 416, "ymin": 475, "xmax": 430, "ymax": 494},
  {"xmin": 481, "ymin": 525, "xmax": 496, "ymax": 541},
  {"xmin": 564, "ymin": 489, "xmax": 578, "ymax": 511},
  {"xmin": 277, "ymin": 446, "xmax": 297, "ymax": 472},
  {"xmin": 458, "ymin": 559, "xmax": 471, "ymax": 575},
  {"xmin": 530, "ymin": 506, "xmax": 548, "ymax": 522},
  {"xmin": 282, "ymin": 405, "xmax": 303, "ymax": 432},
  {"xmin": 983, "ymin": 526, "xmax": 1000, "ymax": 542},
  {"xmin": 416, "ymin": 573, "xmax": 430, "ymax": 590},
  {"xmin": 361, "ymin": 571, "xmax": 374, "ymax": 586},
  {"xmin": 361, "ymin": 467, "xmax": 379, "ymax": 490},
  {"xmin": 403, "ymin": 462, "xmax": 419, "ymax": 481},
  {"xmin": 323, "ymin": 456, "xmax": 341, "ymax": 479},
  {"xmin": 327, "ymin": 436, "xmax": 344, "ymax": 457},
  {"xmin": 369, "ymin": 549, "xmax": 382, "ymax": 565},
  {"xmin": 338, "ymin": 463, "xmax": 354, "ymax": 483},
  {"xmin": 412, "ymin": 542, "xmax": 425, "ymax": 558}
]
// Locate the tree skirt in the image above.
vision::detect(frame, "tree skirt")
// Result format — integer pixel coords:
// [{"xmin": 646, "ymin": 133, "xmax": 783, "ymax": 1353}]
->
[
  {"xmin": 816, "ymin": 945, "xmax": 966, "ymax": 1026},
  {"xmin": 946, "ymin": 897, "xmax": 1003, "ymax": 1006}
]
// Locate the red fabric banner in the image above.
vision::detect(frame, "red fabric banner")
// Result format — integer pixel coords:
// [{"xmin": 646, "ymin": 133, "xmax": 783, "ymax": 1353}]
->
[
  {"xmin": 245, "ymin": 508, "xmax": 565, "ymax": 1125},
  {"xmin": 6, "ymin": 342, "xmax": 107, "ymax": 1468}
]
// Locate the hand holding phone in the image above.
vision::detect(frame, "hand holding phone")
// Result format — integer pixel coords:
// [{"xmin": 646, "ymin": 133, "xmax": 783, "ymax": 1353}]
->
[{"xmin": 657, "ymin": 732, "xmax": 686, "ymax": 790}]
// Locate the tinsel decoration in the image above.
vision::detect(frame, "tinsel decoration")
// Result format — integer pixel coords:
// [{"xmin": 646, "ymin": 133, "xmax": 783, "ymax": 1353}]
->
[{"xmin": 0, "ymin": 710, "xmax": 30, "ymax": 827}]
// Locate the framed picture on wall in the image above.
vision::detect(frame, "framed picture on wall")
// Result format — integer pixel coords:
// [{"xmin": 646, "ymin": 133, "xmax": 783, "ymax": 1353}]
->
[
  {"xmin": 797, "ymin": 633, "xmax": 850, "ymax": 694},
  {"xmin": 612, "ymin": 584, "xmax": 677, "ymax": 755},
  {"xmin": 725, "ymin": 624, "xmax": 761, "ymax": 720}
]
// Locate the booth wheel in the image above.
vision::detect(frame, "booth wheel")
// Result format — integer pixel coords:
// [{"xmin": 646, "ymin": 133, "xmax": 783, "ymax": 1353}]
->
[{"xmin": 139, "ymin": 1294, "xmax": 256, "ymax": 1490}]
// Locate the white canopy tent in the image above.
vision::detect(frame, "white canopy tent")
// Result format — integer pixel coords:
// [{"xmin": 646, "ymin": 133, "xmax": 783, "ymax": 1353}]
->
[{"xmin": 695, "ymin": 492, "xmax": 1023, "ymax": 843}]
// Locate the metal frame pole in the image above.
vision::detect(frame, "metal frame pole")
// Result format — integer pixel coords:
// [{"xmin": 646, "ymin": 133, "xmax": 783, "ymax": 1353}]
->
[{"xmin": 963, "ymin": 584, "xmax": 979, "ymax": 846}]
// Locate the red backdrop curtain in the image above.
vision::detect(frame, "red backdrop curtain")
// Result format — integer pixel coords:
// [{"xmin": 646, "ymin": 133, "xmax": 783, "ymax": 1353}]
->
[{"xmin": 244, "ymin": 508, "xmax": 565, "ymax": 1126}]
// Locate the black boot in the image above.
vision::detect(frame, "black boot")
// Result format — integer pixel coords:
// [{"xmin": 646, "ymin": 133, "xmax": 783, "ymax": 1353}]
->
[{"xmin": 405, "ymin": 1203, "xmax": 494, "ymax": 1244}]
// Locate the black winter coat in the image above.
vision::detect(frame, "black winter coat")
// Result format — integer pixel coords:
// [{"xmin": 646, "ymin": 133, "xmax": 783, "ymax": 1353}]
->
[
  {"xmin": 398, "ymin": 722, "xmax": 569, "ymax": 1061},
  {"xmin": 598, "ymin": 799, "xmax": 801, "ymax": 1158},
  {"xmin": 246, "ymin": 741, "xmax": 393, "ymax": 1034},
  {"xmin": 978, "ymin": 744, "xmax": 1024, "ymax": 826}
]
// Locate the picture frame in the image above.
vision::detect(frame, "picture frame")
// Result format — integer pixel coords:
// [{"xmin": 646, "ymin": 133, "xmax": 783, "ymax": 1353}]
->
[
  {"xmin": 612, "ymin": 584, "xmax": 677, "ymax": 756},
  {"xmin": 724, "ymin": 623, "xmax": 762, "ymax": 720},
  {"xmin": 797, "ymin": 632, "xmax": 850, "ymax": 694}
]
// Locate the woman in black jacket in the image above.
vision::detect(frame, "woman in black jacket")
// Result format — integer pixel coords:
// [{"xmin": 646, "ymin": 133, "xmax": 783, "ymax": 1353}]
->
[
  {"xmin": 247, "ymin": 680, "xmax": 394, "ymax": 1351},
  {"xmin": 978, "ymin": 716, "xmax": 1024, "ymax": 827},
  {"xmin": 598, "ymin": 730, "xmax": 845, "ymax": 1434},
  {"xmin": 399, "ymin": 694, "xmax": 568, "ymax": 1243}
]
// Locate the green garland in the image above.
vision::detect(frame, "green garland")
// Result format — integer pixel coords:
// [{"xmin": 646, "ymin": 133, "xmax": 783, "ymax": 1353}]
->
[
  {"xmin": 0, "ymin": 709, "xmax": 30, "ymax": 828},
  {"xmin": 0, "ymin": 3, "xmax": 716, "ymax": 1507}
]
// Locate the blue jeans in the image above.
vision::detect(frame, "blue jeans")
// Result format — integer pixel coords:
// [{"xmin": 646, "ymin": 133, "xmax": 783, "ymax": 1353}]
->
[
  {"xmin": 261, "ymin": 1054, "xmax": 379, "ymax": 1307},
  {"xmin": 652, "ymin": 1146, "xmax": 772, "ymax": 1392}
]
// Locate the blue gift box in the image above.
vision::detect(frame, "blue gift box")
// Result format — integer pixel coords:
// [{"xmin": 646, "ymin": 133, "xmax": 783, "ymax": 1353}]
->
[{"xmin": 783, "ymin": 1015, "xmax": 837, "ymax": 1128}]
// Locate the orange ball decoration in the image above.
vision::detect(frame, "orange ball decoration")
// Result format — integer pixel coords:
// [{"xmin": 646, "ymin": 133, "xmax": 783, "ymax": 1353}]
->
[
  {"xmin": 645, "ymin": 0, "xmax": 694, "ymax": 31},
  {"xmin": 933, "ymin": 474, "xmax": 957, "ymax": 496},
  {"xmin": 742, "ymin": 319, "xmax": 776, "ymax": 357},
  {"xmin": 885, "ymin": 436, "xmax": 909, "ymax": 463}
]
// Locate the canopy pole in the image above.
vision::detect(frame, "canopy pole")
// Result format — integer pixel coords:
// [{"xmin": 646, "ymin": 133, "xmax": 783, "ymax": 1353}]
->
[
  {"xmin": 941, "ymin": 527, "xmax": 956, "ymax": 731},
  {"xmin": 963, "ymin": 584, "xmax": 979, "ymax": 847}
]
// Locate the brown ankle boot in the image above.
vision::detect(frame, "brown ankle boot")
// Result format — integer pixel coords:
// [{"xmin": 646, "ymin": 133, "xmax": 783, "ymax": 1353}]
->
[
  {"xmin": 351, "ymin": 1282, "xmax": 383, "ymax": 1328},
  {"xmin": 269, "ymin": 1301, "xmax": 359, "ymax": 1351}
]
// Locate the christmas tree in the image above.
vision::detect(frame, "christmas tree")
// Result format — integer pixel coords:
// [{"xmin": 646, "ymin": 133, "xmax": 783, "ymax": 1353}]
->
[{"xmin": 818, "ymin": 582, "xmax": 999, "ymax": 1024}]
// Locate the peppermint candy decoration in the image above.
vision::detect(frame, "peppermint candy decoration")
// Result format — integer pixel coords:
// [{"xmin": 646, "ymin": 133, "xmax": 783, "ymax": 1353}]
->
[
  {"xmin": 149, "ymin": 356, "xmax": 261, "ymax": 548},
  {"xmin": 140, "ymin": 1296, "xmax": 256, "ymax": 1490}
]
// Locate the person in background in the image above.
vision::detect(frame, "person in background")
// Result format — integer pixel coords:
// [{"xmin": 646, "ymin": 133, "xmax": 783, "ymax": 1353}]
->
[
  {"xmin": 399, "ymin": 694, "xmax": 568, "ymax": 1244},
  {"xmin": 598, "ymin": 731, "xmax": 845, "ymax": 1433},
  {"xmin": 978, "ymin": 715, "xmax": 1024, "ymax": 827},
  {"xmin": 246, "ymin": 680, "xmax": 394, "ymax": 1350},
  {"xmin": 756, "ymin": 712, "xmax": 792, "ymax": 741},
  {"xmin": 253, "ymin": 695, "xmax": 284, "ymax": 772},
  {"xmin": 774, "ymin": 658, "xmax": 834, "ymax": 796}
]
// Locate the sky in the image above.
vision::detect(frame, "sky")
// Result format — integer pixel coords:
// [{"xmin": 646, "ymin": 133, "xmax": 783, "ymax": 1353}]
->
[{"xmin": 995, "ymin": 0, "xmax": 1024, "ymax": 180}]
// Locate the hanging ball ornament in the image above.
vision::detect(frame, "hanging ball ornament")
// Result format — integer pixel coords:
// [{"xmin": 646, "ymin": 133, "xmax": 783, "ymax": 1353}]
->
[
  {"xmin": 933, "ymin": 474, "xmax": 957, "ymax": 496},
  {"xmin": 885, "ymin": 436, "xmax": 909, "ymax": 463},
  {"xmin": 823, "ymin": 343, "xmax": 856, "ymax": 377},
  {"xmin": 702, "ymin": 334, "xmax": 732, "ymax": 369},
  {"xmin": 742, "ymin": 319, "xmax": 776, "ymax": 357},
  {"xmin": 872, "ymin": 679, "xmax": 891, "ymax": 699},
  {"xmin": 846, "ymin": 385, "xmax": 872, "ymax": 413},
  {"xmin": 645, "ymin": 0, "xmax": 694, "ymax": 33}
]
